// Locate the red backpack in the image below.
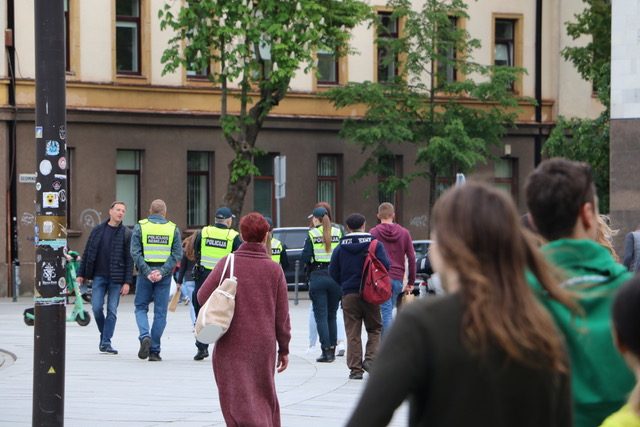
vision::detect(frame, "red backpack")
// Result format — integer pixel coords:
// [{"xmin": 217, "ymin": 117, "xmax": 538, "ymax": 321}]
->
[{"xmin": 360, "ymin": 239, "xmax": 392, "ymax": 305}]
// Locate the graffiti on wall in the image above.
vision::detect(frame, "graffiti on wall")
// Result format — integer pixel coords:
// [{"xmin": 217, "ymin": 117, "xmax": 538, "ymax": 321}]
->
[
  {"xmin": 79, "ymin": 209, "xmax": 102, "ymax": 231},
  {"xmin": 410, "ymin": 215, "xmax": 428, "ymax": 228}
]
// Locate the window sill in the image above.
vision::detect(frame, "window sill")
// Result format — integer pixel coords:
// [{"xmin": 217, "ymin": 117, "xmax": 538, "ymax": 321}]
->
[
  {"xmin": 67, "ymin": 229, "xmax": 82, "ymax": 238},
  {"xmin": 115, "ymin": 74, "xmax": 149, "ymax": 85}
]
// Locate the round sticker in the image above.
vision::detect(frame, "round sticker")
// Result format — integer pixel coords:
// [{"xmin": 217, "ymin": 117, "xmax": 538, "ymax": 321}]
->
[
  {"xmin": 58, "ymin": 157, "xmax": 67, "ymax": 170},
  {"xmin": 52, "ymin": 180, "xmax": 62, "ymax": 191},
  {"xmin": 35, "ymin": 182, "xmax": 41, "ymax": 191},
  {"xmin": 58, "ymin": 277, "xmax": 66, "ymax": 290},
  {"xmin": 58, "ymin": 190, "xmax": 66, "ymax": 203},
  {"xmin": 39, "ymin": 159, "xmax": 52, "ymax": 176}
]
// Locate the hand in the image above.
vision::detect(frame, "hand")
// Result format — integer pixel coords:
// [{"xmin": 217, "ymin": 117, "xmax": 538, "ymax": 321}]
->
[
  {"xmin": 76, "ymin": 276, "xmax": 84, "ymax": 285},
  {"xmin": 277, "ymin": 354, "xmax": 289, "ymax": 373},
  {"xmin": 121, "ymin": 284, "xmax": 130, "ymax": 296},
  {"xmin": 403, "ymin": 284, "xmax": 414, "ymax": 293}
]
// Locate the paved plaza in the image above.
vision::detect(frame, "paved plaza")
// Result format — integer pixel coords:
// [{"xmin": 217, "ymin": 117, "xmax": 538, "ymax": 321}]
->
[{"xmin": 0, "ymin": 293, "xmax": 407, "ymax": 426}]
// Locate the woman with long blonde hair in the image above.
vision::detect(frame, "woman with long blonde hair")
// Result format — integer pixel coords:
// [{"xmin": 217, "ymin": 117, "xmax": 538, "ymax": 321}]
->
[{"xmin": 347, "ymin": 182, "xmax": 576, "ymax": 427}]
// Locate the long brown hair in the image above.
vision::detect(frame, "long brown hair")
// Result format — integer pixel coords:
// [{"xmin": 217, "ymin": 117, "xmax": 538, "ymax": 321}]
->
[
  {"xmin": 314, "ymin": 201, "xmax": 334, "ymax": 253},
  {"xmin": 432, "ymin": 182, "xmax": 578, "ymax": 373},
  {"xmin": 182, "ymin": 232, "xmax": 197, "ymax": 262}
]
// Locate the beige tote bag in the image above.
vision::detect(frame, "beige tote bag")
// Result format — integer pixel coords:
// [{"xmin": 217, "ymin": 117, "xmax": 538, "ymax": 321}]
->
[{"xmin": 194, "ymin": 254, "xmax": 236, "ymax": 344}]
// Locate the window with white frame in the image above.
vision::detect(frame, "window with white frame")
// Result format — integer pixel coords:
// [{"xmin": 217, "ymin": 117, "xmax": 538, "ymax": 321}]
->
[
  {"xmin": 116, "ymin": 0, "xmax": 141, "ymax": 74},
  {"xmin": 116, "ymin": 150, "xmax": 141, "ymax": 226},
  {"xmin": 187, "ymin": 151, "xmax": 211, "ymax": 227}
]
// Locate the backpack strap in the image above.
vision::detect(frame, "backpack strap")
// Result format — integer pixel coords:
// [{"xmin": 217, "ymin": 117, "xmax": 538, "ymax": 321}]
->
[{"xmin": 368, "ymin": 239, "xmax": 378, "ymax": 256}]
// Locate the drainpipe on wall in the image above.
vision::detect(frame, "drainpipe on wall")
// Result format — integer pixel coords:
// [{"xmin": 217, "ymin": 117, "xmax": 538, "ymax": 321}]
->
[
  {"xmin": 534, "ymin": 0, "xmax": 543, "ymax": 166},
  {"xmin": 6, "ymin": 0, "xmax": 19, "ymax": 300}
]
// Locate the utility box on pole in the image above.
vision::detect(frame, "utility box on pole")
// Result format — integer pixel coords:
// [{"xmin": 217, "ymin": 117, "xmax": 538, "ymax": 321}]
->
[
  {"xmin": 33, "ymin": 0, "xmax": 67, "ymax": 425},
  {"xmin": 274, "ymin": 156, "xmax": 286, "ymax": 228}
]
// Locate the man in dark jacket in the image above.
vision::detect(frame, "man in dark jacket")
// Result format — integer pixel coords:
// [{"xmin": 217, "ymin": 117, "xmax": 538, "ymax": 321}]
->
[
  {"xmin": 77, "ymin": 201, "xmax": 133, "ymax": 355},
  {"xmin": 329, "ymin": 213, "xmax": 390, "ymax": 380}
]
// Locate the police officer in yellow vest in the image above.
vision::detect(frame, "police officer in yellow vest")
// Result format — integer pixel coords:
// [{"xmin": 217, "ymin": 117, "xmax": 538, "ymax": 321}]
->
[
  {"xmin": 192, "ymin": 206, "xmax": 242, "ymax": 361},
  {"xmin": 131, "ymin": 199, "xmax": 182, "ymax": 362},
  {"xmin": 265, "ymin": 216, "xmax": 289, "ymax": 271},
  {"xmin": 301, "ymin": 206, "xmax": 342, "ymax": 363}
]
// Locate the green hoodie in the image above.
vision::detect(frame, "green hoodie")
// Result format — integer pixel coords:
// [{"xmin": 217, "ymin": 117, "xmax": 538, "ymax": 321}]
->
[{"xmin": 531, "ymin": 239, "xmax": 635, "ymax": 427}]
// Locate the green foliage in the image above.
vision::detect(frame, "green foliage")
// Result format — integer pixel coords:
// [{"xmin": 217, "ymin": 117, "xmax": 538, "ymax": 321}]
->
[
  {"xmin": 326, "ymin": 0, "xmax": 524, "ymax": 205},
  {"xmin": 544, "ymin": 0, "xmax": 610, "ymax": 213},
  {"xmin": 544, "ymin": 115, "xmax": 609, "ymax": 213},
  {"xmin": 562, "ymin": 0, "xmax": 610, "ymax": 105},
  {"xmin": 159, "ymin": 0, "xmax": 370, "ymax": 211}
]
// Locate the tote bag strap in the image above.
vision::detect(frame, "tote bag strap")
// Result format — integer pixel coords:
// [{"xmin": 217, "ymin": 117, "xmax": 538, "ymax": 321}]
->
[{"xmin": 218, "ymin": 254, "xmax": 233, "ymax": 287}]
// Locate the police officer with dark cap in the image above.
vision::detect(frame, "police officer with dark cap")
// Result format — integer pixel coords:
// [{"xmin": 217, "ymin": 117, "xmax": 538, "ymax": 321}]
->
[
  {"xmin": 191, "ymin": 207, "xmax": 242, "ymax": 361},
  {"xmin": 264, "ymin": 216, "xmax": 289, "ymax": 271}
]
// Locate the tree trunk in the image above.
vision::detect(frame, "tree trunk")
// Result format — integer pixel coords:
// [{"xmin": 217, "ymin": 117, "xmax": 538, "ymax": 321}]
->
[
  {"xmin": 223, "ymin": 148, "xmax": 253, "ymax": 224},
  {"xmin": 428, "ymin": 163, "xmax": 437, "ymax": 230}
]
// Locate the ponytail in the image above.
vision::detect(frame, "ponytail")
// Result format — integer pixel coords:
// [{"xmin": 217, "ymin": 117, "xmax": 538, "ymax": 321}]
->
[{"xmin": 321, "ymin": 215, "xmax": 332, "ymax": 253}]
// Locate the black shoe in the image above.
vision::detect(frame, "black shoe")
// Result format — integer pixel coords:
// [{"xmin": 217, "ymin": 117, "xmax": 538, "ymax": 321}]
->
[
  {"xmin": 148, "ymin": 352, "xmax": 162, "ymax": 362},
  {"xmin": 193, "ymin": 348, "xmax": 209, "ymax": 361},
  {"xmin": 99, "ymin": 344, "xmax": 118, "ymax": 355},
  {"xmin": 327, "ymin": 346, "xmax": 336, "ymax": 362},
  {"xmin": 316, "ymin": 347, "xmax": 334, "ymax": 363},
  {"xmin": 363, "ymin": 359, "xmax": 373, "ymax": 373},
  {"xmin": 138, "ymin": 336, "xmax": 151, "ymax": 360},
  {"xmin": 349, "ymin": 371, "xmax": 364, "ymax": 380}
]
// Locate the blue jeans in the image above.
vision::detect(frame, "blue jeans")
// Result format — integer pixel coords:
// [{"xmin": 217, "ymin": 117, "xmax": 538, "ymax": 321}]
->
[
  {"xmin": 381, "ymin": 279, "xmax": 404, "ymax": 335},
  {"xmin": 309, "ymin": 304, "xmax": 346, "ymax": 347},
  {"xmin": 182, "ymin": 280, "xmax": 196, "ymax": 325},
  {"xmin": 309, "ymin": 272, "xmax": 342, "ymax": 349},
  {"xmin": 134, "ymin": 274, "xmax": 171, "ymax": 354},
  {"xmin": 91, "ymin": 276, "xmax": 122, "ymax": 347}
]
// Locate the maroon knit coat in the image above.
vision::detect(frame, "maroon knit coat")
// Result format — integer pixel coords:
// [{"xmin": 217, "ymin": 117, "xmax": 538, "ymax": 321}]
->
[{"xmin": 197, "ymin": 242, "xmax": 291, "ymax": 427}]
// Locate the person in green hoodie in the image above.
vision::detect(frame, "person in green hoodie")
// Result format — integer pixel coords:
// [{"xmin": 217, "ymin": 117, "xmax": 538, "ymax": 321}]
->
[{"xmin": 525, "ymin": 158, "xmax": 635, "ymax": 427}]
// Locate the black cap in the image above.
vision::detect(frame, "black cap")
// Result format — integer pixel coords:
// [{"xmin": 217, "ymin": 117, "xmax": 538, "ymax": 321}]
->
[
  {"xmin": 264, "ymin": 216, "xmax": 274, "ymax": 230},
  {"xmin": 345, "ymin": 213, "xmax": 366, "ymax": 231},
  {"xmin": 215, "ymin": 207, "xmax": 234, "ymax": 219},
  {"xmin": 308, "ymin": 207, "xmax": 328, "ymax": 219}
]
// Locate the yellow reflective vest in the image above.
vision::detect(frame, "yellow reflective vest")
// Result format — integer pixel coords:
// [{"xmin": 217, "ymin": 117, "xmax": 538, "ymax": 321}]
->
[
  {"xmin": 139, "ymin": 219, "xmax": 176, "ymax": 263},
  {"xmin": 309, "ymin": 226, "xmax": 341, "ymax": 263},
  {"xmin": 200, "ymin": 226, "xmax": 239, "ymax": 270},
  {"xmin": 271, "ymin": 237, "xmax": 283, "ymax": 263}
]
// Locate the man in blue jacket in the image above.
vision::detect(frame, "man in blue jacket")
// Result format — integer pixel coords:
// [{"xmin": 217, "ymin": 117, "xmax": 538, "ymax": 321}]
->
[
  {"xmin": 77, "ymin": 201, "xmax": 133, "ymax": 355},
  {"xmin": 329, "ymin": 213, "xmax": 390, "ymax": 380}
]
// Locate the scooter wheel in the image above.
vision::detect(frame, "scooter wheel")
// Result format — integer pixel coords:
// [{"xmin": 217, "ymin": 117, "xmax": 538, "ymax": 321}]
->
[
  {"xmin": 23, "ymin": 314, "xmax": 34, "ymax": 326},
  {"xmin": 76, "ymin": 311, "xmax": 91, "ymax": 326},
  {"xmin": 23, "ymin": 308, "xmax": 35, "ymax": 326}
]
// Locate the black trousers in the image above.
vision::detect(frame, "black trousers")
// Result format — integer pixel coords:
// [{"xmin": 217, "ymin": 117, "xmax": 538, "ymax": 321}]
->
[{"xmin": 192, "ymin": 268, "xmax": 212, "ymax": 351}]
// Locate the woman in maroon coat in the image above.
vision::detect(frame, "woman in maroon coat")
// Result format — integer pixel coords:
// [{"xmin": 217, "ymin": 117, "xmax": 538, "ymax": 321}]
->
[{"xmin": 197, "ymin": 213, "xmax": 291, "ymax": 427}]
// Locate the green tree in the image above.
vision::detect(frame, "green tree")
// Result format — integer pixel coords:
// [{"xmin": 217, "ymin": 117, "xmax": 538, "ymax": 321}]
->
[
  {"xmin": 543, "ymin": 0, "xmax": 610, "ymax": 212},
  {"xmin": 159, "ymin": 0, "xmax": 370, "ymax": 217},
  {"xmin": 326, "ymin": 0, "xmax": 524, "ymax": 211}
]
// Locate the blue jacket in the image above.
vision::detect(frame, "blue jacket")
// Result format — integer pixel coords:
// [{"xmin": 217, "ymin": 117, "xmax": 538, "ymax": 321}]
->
[
  {"xmin": 77, "ymin": 220, "xmax": 134, "ymax": 285},
  {"xmin": 130, "ymin": 214, "xmax": 182, "ymax": 278},
  {"xmin": 329, "ymin": 233, "xmax": 390, "ymax": 296}
]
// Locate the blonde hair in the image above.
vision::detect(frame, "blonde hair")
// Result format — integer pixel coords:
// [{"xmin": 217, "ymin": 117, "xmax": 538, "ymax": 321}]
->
[
  {"xmin": 149, "ymin": 199, "xmax": 167, "ymax": 215},
  {"xmin": 377, "ymin": 202, "xmax": 395, "ymax": 220},
  {"xmin": 596, "ymin": 214, "xmax": 619, "ymax": 262}
]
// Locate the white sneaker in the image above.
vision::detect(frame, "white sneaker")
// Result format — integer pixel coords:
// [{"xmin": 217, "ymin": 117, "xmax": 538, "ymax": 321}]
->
[{"xmin": 336, "ymin": 342, "xmax": 345, "ymax": 357}]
